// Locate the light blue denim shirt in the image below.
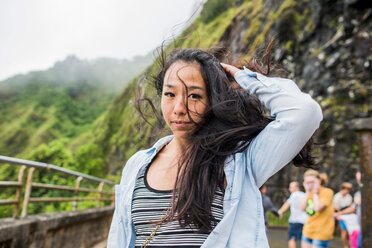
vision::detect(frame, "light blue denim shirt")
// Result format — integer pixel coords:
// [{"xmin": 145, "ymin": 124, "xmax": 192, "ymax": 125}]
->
[{"xmin": 107, "ymin": 67, "xmax": 323, "ymax": 248}]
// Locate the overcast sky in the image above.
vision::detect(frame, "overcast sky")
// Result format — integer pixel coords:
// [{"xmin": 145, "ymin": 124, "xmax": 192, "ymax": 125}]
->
[{"xmin": 0, "ymin": 0, "xmax": 202, "ymax": 81}]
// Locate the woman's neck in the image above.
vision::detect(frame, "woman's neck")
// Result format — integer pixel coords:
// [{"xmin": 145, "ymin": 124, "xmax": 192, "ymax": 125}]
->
[{"xmin": 167, "ymin": 137, "xmax": 188, "ymax": 155}]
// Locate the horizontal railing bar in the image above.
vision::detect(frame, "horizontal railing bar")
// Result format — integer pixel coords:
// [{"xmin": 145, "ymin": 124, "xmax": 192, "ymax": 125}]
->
[
  {"xmin": 32, "ymin": 183, "xmax": 75, "ymax": 191},
  {"xmin": 78, "ymin": 188, "xmax": 113, "ymax": 194},
  {"xmin": 0, "ymin": 199, "xmax": 18, "ymax": 205},
  {"xmin": 0, "ymin": 155, "xmax": 115, "ymax": 185},
  {"xmin": 78, "ymin": 188, "xmax": 101, "ymax": 193},
  {"xmin": 99, "ymin": 197, "xmax": 112, "ymax": 201},
  {"xmin": 31, "ymin": 183, "xmax": 113, "ymax": 195},
  {"xmin": 0, "ymin": 181, "xmax": 22, "ymax": 187},
  {"xmin": 29, "ymin": 197, "xmax": 99, "ymax": 203}
]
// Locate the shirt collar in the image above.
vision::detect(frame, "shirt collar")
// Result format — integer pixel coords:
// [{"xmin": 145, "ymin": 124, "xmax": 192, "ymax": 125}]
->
[{"xmin": 144, "ymin": 135, "xmax": 174, "ymax": 163}]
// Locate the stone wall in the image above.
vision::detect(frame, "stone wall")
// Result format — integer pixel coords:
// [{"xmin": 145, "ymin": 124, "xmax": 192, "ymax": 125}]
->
[{"xmin": 0, "ymin": 206, "xmax": 114, "ymax": 248}]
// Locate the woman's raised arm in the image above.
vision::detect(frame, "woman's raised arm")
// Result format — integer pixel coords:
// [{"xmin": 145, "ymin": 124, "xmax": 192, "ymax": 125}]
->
[{"xmin": 224, "ymin": 65, "xmax": 322, "ymax": 187}]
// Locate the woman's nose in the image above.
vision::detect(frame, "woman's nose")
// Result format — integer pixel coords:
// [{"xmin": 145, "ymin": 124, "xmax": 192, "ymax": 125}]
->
[{"xmin": 173, "ymin": 96, "xmax": 187, "ymax": 115}]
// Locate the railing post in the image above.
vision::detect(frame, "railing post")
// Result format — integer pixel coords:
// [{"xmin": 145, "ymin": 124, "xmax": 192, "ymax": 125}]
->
[
  {"xmin": 111, "ymin": 187, "xmax": 115, "ymax": 206},
  {"xmin": 73, "ymin": 176, "xmax": 83, "ymax": 211},
  {"xmin": 350, "ymin": 117, "xmax": 372, "ymax": 248},
  {"xmin": 13, "ymin": 165, "xmax": 26, "ymax": 218},
  {"xmin": 21, "ymin": 167, "xmax": 35, "ymax": 218},
  {"xmin": 97, "ymin": 182, "xmax": 104, "ymax": 208}
]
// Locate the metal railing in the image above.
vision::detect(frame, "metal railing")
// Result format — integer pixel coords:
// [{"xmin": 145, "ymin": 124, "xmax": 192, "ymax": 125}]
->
[{"xmin": 0, "ymin": 155, "xmax": 115, "ymax": 218}]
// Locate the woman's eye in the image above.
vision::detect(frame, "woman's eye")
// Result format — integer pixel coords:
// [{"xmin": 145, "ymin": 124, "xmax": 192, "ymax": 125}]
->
[
  {"xmin": 164, "ymin": 92, "xmax": 175, "ymax": 97},
  {"xmin": 189, "ymin": 94, "xmax": 201, "ymax": 99}
]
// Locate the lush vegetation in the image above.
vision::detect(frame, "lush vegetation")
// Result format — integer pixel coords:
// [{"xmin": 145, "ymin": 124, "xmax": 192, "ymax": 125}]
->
[
  {"xmin": 200, "ymin": 0, "xmax": 239, "ymax": 23},
  {"xmin": 0, "ymin": 54, "xmax": 153, "ymax": 158},
  {"xmin": 0, "ymin": 54, "xmax": 152, "ymax": 217}
]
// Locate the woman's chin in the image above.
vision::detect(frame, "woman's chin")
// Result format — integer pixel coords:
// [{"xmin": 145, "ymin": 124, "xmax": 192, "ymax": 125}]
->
[{"xmin": 172, "ymin": 130, "xmax": 193, "ymax": 140}]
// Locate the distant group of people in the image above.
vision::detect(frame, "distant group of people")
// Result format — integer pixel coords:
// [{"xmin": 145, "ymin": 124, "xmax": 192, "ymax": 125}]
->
[{"xmin": 260, "ymin": 170, "xmax": 362, "ymax": 248}]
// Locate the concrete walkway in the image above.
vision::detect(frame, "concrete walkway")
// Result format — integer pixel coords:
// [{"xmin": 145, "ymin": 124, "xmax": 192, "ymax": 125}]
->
[{"xmin": 268, "ymin": 227, "xmax": 343, "ymax": 248}]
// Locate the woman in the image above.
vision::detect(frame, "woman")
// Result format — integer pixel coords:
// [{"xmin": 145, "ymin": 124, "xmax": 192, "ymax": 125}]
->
[{"xmin": 107, "ymin": 46, "xmax": 323, "ymax": 247}]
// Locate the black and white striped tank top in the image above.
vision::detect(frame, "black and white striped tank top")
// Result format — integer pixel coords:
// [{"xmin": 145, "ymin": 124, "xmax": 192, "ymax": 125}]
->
[{"xmin": 131, "ymin": 164, "xmax": 224, "ymax": 247}]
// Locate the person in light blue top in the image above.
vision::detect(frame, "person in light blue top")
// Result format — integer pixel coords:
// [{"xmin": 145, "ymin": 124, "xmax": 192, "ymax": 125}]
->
[{"xmin": 107, "ymin": 43, "xmax": 323, "ymax": 248}]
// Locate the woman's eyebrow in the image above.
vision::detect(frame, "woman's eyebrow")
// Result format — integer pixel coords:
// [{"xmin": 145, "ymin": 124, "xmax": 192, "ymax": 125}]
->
[
  {"xmin": 164, "ymin": 84, "xmax": 204, "ymax": 90},
  {"xmin": 164, "ymin": 84, "xmax": 174, "ymax": 88},
  {"xmin": 188, "ymin": 85, "xmax": 204, "ymax": 90}
]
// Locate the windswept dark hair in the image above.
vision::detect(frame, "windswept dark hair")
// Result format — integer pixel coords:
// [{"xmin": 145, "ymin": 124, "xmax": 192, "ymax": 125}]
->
[{"xmin": 137, "ymin": 40, "xmax": 315, "ymax": 232}]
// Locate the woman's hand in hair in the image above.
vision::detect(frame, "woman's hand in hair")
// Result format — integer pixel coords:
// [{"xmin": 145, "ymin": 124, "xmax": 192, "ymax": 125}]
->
[
  {"xmin": 220, "ymin": 63, "xmax": 240, "ymax": 76},
  {"xmin": 220, "ymin": 63, "xmax": 241, "ymax": 89}
]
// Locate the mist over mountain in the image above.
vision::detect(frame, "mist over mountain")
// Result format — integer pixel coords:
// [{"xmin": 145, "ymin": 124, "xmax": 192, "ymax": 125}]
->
[
  {"xmin": 0, "ymin": 53, "xmax": 153, "ymax": 158},
  {"xmin": 0, "ymin": 53, "xmax": 153, "ymax": 94}
]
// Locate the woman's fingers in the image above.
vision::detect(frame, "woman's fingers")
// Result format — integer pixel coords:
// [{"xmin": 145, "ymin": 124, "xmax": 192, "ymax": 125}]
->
[
  {"xmin": 220, "ymin": 63, "xmax": 241, "ymax": 89},
  {"xmin": 220, "ymin": 63, "xmax": 240, "ymax": 77}
]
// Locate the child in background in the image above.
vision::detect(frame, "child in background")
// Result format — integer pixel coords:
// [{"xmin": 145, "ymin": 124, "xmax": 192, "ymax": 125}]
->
[
  {"xmin": 337, "ymin": 213, "xmax": 360, "ymax": 248},
  {"xmin": 278, "ymin": 181, "xmax": 308, "ymax": 248}
]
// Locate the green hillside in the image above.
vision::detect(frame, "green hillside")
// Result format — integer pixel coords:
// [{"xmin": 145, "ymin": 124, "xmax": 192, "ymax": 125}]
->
[
  {"xmin": 0, "ymin": 54, "xmax": 153, "ymax": 158},
  {"xmin": 0, "ymin": 54, "xmax": 153, "ymax": 217},
  {"xmin": 1, "ymin": 0, "xmax": 371, "ymax": 217}
]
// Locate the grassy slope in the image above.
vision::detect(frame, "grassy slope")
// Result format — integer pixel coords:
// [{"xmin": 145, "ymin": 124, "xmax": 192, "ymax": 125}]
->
[
  {"xmin": 0, "ymin": 55, "xmax": 152, "ymax": 217},
  {"xmin": 0, "ymin": 54, "xmax": 153, "ymax": 158}
]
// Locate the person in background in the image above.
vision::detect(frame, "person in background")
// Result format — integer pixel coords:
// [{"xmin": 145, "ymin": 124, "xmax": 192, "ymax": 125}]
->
[
  {"xmin": 300, "ymin": 170, "xmax": 334, "ymax": 248},
  {"xmin": 333, "ymin": 182, "xmax": 353, "ymax": 248},
  {"xmin": 336, "ymin": 213, "xmax": 360, "ymax": 248},
  {"xmin": 278, "ymin": 181, "xmax": 308, "ymax": 248},
  {"xmin": 333, "ymin": 182, "xmax": 353, "ymax": 211},
  {"xmin": 334, "ymin": 171, "xmax": 362, "ymax": 248},
  {"xmin": 260, "ymin": 184, "xmax": 280, "ymax": 236}
]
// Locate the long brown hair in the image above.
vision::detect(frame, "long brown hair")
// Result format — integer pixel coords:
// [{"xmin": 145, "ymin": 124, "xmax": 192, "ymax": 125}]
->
[{"xmin": 137, "ymin": 41, "xmax": 316, "ymax": 232}]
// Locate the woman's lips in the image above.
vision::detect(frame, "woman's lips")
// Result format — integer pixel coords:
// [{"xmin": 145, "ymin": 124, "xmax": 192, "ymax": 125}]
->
[{"xmin": 171, "ymin": 121, "xmax": 191, "ymax": 128}]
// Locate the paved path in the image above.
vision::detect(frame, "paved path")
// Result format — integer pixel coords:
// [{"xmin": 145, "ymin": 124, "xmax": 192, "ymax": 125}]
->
[{"xmin": 268, "ymin": 227, "xmax": 343, "ymax": 248}]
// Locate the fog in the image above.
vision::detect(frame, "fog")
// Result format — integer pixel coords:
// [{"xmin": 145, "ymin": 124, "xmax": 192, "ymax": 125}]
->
[{"xmin": 0, "ymin": 0, "xmax": 202, "ymax": 81}]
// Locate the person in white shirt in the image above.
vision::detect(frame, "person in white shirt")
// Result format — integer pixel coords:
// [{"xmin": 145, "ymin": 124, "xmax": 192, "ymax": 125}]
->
[
  {"xmin": 333, "ymin": 182, "xmax": 353, "ymax": 248},
  {"xmin": 337, "ymin": 214, "xmax": 360, "ymax": 248},
  {"xmin": 278, "ymin": 181, "xmax": 308, "ymax": 248},
  {"xmin": 333, "ymin": 182, "xmax": 353, "ymax": 211},
  {"xmin": 334, "ymin": 171, "xmax": 362, "ymax": 248}
]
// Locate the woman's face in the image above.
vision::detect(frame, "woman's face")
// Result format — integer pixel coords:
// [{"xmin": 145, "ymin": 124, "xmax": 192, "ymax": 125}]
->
[
  {"xmin": 161, "ymin": 61, "xmax": 208, "ymax": 139},
  {"xmin": 303, "ymin": 175, "xmax": 318, "ymax": 190}
]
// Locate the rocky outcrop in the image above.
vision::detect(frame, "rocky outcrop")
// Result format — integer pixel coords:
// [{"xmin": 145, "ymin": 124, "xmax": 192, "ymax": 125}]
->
[{"xmin": 216, "ymin": 0, "xmax": 372, "ymax": 188}]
